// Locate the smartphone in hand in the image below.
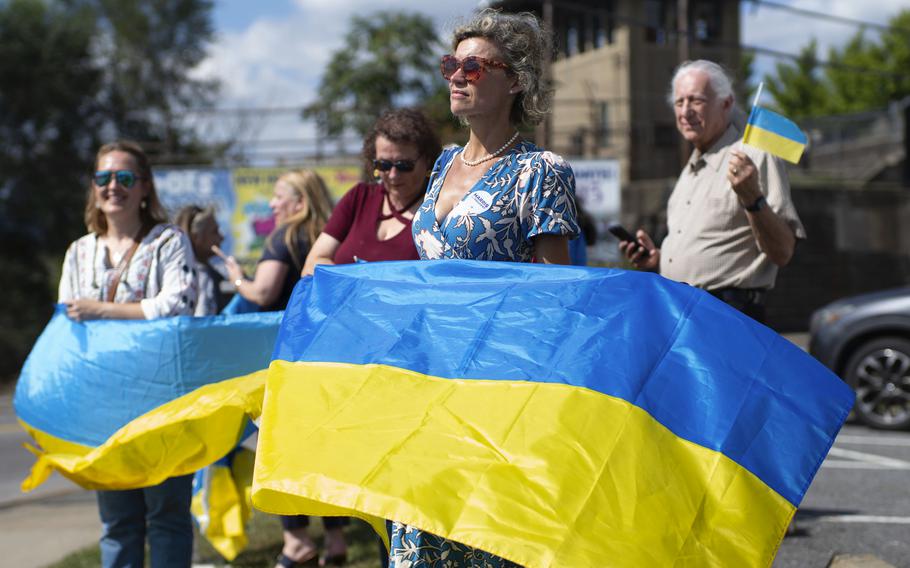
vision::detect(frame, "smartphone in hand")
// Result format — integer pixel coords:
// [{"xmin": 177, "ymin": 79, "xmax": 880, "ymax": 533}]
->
[{"xmin": 607, "ymin": 223, "xmax": 644, "ymax": 253}]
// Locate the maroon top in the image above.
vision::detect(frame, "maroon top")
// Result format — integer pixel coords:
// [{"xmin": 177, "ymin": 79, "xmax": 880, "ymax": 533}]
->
[{"xmin": 323, "ymin": 182, "xmax": 420, "ymax": 265}]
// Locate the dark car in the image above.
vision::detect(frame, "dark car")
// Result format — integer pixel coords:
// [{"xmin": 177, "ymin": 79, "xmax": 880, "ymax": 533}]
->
[{"xmin": 809, "ymin": 286, "xmax": 910, "ymax": 430}]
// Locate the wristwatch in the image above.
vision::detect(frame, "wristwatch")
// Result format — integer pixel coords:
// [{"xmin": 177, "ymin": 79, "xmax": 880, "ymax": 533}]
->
[
  {"xmin": 234, "ymin": 278, "xmax": 244, "ymax": 288},
  {"xmin": 744, "ymin": 195, "xmax": 766, "ymax": 213}
]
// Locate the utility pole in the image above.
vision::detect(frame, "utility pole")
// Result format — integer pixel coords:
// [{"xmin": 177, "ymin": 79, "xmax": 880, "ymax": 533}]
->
[
  {"xmin": 677, "ymin": 0, "xmax": 689, "ymax": 62},
  {"xmin": 904, "ymin": 98, "xmax": 910, "ymax": 188},
  {"xmin": 536, "ymin": 0, "xmax": 554, "ymax": 149},
  {"xmin": 677, "ymin": 0, "xmax": 690, "ymax": 168}
]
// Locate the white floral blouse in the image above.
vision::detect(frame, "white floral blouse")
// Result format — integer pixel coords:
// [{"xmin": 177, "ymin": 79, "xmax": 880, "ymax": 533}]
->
[{"xmin": 58, "ymin": 223, "xmax": 198, "ymax": 319}]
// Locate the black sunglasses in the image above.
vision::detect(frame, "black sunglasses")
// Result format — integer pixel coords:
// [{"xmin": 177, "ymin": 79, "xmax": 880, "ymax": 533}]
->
[
  {"xmin": 94, "ymin": 170, "xmax": 143, "ymax": 189},
  {"xmin": 372, "ymin": 159, "xmax": 417, "ymax": 173}
]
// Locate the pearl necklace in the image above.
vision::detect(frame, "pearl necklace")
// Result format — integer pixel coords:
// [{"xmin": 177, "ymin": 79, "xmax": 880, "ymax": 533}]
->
[{"xmin": 460, "ymin": 131, "xmax": 520, "ymax": 167}]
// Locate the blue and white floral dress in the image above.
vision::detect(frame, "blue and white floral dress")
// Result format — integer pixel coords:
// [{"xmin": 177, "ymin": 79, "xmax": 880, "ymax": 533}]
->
[
  {"xmin": 411, "ymin": 141, "xmax": 579, "ymax": 262},
  {"xmin": 392, "ymin": 141, "xmax": 579, "ymax": 568}
]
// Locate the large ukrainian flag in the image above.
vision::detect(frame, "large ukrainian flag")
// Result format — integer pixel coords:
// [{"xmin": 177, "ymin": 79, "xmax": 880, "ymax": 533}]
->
[
  {"xmin": 743, "ymin": 106, "xmax": 808, "ymax": 164},
  {"xmin": 14, "ymin": 308, "xmax": 281, "ymax": 558},
  {"xmin": 252, "ymin": 260, "xmax": 853, "ymax": 567}
]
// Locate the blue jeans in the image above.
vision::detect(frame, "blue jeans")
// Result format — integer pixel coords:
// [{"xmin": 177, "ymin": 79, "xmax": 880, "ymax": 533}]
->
[{"xmin": 96, "ymin": 474, "xmax": 194, "ymax": 568}]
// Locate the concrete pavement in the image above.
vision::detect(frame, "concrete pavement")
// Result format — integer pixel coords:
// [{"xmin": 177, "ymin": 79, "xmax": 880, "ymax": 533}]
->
[
  {"xmin": 0, "ymin": 488, "xmax": 98, "ymax": 568},
  {"xmin": 0, "ymin": 387, "xmax": 99, "ymax": 568}
]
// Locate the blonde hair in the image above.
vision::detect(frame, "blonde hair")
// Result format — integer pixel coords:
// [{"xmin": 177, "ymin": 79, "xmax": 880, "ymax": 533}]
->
[
  {"xmin": 268, "ymin": 169, "xmax": 333, "ymax": 269},
  {"xmin": 84, "ymin": 140, "xmax": 167, "ymax": 235}
]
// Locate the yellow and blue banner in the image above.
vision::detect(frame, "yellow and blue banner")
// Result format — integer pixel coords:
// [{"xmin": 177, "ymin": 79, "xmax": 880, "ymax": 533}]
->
[
  {"xmin": 14, "ymin": 307, "xmax": 281, "ymax": 559},
  {"xmin": 252, "ymin": 260, "xmax": 853, "ymax": 567},
  {"xmin": 743, "ymin": 106, "xmax": 808, "ymax": 164}
]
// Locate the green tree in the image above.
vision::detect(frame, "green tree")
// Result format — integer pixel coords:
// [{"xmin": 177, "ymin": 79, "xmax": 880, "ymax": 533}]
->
[
  {"xmin": 825, "ymin": 29, "xmax": 890, "ymax": 113},
  {"xmin": 0, "ymin": 0, "xmax": 221, "ymax": 382},
  {"xmin": 763, "ymin": 39, "xmax": 831, "ymax": 118},
  {"xmin": 0, "ymin": 0, "xmax": 103, "ymax": 381},
  {"xmin": 91, "ymin": 0, "xmax": 220, "ymax": 162},
  {"xmin": 736, "ymin": 50, "xmax": 756, "ymax": 107},
  {"xmin": 764, "ymin": 8, "xmax": 910, "ymax": 117},
  {"xmin": 303, "ymin": 11, "xmax": 453, "ymax": 140},
  {"xmin": 876, "ymin": 10, "xmax": 910, "ymax": 102}
]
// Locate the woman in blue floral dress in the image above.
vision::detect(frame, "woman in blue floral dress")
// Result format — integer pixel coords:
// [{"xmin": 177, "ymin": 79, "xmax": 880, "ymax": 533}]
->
[{"xmin": 393, "ymin": 9, "xmax": 580, "ymax": 568}]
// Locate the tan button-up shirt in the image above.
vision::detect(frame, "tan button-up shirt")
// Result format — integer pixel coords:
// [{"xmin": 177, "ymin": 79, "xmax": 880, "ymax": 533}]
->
[{"xmin": 659, "ymin": 123, "xmax": 806, "ymax": 290}]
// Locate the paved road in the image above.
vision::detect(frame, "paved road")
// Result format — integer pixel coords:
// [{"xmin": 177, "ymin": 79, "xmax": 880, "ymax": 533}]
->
[
  {"xmin": 774, "ymin": 423, "xmax": 910, "ymax": 567},
  {"xmin": 0, "ymin": 399, "xmax": 76, "ymax": 508},
  {"xmin": 0, "ymin": 389, "xmax": 98, "ymax": 568},
  {"xmin": 774, "ymin": 332, "xmax": 907, "ymax": 567}
]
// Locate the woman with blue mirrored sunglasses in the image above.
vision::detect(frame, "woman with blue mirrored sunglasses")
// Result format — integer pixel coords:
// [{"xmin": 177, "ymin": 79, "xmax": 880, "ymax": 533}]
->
[
  {"xmin": 58, "ymin": 140, "xmax": 198, "ymax": 568},
  {"xmin": 93, "ymin": 169, "xmax": 144, "ymax": 189}
]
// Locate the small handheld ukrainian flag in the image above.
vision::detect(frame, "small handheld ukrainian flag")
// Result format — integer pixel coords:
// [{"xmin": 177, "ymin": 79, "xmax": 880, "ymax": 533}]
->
[{"xmin": 742, "ymin": 83, "xmax": 808, "ymax": 164}]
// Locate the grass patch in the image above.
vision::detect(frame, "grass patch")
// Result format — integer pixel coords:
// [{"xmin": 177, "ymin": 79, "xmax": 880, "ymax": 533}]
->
[{"xmin": 49, "ymin": 511, "xmax": 384, "ymax": 568}]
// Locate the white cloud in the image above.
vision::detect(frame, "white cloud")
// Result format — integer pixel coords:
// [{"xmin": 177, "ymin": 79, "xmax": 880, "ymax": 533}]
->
[
  {"xmin": 191, "ymin": 1, "xmax": 483, "ymax": 162},
  {"xmin": 743, "ymin": 0, "xmax": 906, "ymax": 82}
]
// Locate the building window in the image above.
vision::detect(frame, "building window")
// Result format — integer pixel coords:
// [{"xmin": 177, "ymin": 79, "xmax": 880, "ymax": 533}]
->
[
  {"xmin": 597, "ymin": 102, "xmax": 610, "ymax": 148},
  {"xmin": 654, "ymin": 123, "xmax": 677, "ymax": 148},
  {"xmin": 693, "ymin": 0, "xmax": 723, "ymax": 43},
  {"xmin": 593, "ymin": 10, "xmax": 614, "ymax": 48},
  {"xmin": 595, "ymin": 26, "xmax": 608, "ymax": 48},
  {"xmin": 571, "ymin": 128, "xmax": 586, "ymax": 157},
  {"xmin": 645, "ymin": 0, "xmax": 673, "ymax": 45},
  {"xmin": 567, "ymin": 19, "xmax": 580, "ymax": 56}
]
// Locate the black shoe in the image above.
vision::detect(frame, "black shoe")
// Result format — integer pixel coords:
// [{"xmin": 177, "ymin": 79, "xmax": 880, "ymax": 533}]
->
[{"xmin": 276, "ymin": 552, "xmax": 318, "ymax": 567}]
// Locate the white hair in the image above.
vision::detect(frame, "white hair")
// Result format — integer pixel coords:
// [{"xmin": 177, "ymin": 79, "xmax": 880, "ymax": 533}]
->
[{"xmin": 668, "ymin": 59, "xmax": 735, "ymax": 105}]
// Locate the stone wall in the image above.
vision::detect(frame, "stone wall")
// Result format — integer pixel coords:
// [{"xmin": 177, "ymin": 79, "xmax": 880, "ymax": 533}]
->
[{"xmin": 767, "ymin": 185, "xmax": 910, "ymax": 331}]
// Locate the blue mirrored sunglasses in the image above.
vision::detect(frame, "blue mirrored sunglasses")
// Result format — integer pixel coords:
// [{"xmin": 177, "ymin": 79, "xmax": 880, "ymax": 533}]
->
[{"xmin": 93, "ymin": 170, "xmax": 142, "ymax": 189}]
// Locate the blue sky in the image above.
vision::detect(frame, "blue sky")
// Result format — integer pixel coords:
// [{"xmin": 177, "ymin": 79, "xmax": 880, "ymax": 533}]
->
[
  {"xmin": 195, "ymin": 0, "xmax": 906, "ymax": 162},
  {"xmin": 212, "ymin": 0, "xmax": 294, "ymax": 34}
]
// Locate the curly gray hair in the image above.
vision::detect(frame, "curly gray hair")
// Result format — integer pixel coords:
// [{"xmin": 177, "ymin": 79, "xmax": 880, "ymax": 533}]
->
[{"xmin": 452, "ymin": 9, "xmax": 553, "ymax": 126}]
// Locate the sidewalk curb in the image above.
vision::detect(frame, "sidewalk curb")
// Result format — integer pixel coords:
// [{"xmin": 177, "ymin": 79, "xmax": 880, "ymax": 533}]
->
[
  {"xmin": 828, "ymin": 553, "xmax": 896, "ymax": 568},
  {"xmin": 0, "ymin": 486, "xmax": 86, "ymax": 511}
]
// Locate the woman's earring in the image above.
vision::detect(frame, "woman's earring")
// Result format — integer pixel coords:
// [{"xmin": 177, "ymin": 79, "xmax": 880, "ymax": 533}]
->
[
  {"xmin": 373, "ymin": 169, "xmax": 381, "ymax": 181},
  {"xmin": 141, "ymin": 199, "xmax": 148, "ymax": 210}
]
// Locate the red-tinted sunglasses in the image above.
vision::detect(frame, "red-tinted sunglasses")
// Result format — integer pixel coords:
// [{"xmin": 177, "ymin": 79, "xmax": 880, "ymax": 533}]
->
[{"xmin": 440, "ymin": 54, "xmax": 511, "ymax": 83}]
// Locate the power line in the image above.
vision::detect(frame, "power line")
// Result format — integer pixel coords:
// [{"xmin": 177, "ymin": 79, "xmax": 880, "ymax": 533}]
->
[
  {"xmin": 745, "ymin": 0, "xmax": 910, "ymax": 35},
  {"xmin": 543, "ymin": 1, "xmax": 910, "ymax": 80},
  {"xmin": 738, "ymin": 41, "xmax": 906, "ymax": 80}
]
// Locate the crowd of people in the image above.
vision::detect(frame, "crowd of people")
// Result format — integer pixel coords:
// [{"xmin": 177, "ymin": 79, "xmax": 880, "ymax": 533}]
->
[{"xmin": 55, "ymin": 7, "xmax": 801, "ymax": 568}]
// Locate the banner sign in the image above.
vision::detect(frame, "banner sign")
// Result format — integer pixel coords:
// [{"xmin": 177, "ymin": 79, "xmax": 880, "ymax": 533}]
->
[
  {"xmin": 571, "ymin": 159, "xmax": 621, "ymax": 264},
  {"xmin": 155, "ymin": 165, "xmax": 361, "ymax": 260}
]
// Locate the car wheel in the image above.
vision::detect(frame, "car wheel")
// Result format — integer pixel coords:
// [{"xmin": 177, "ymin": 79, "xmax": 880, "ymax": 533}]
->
[{"xmin": 844, "ymin": 336, "xmax": 910, "ymax": 430}]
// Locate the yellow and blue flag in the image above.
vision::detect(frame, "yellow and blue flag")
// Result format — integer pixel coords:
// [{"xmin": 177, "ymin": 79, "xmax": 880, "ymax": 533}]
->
[
  {"xmin": 14, "ymin": 307, "xmax": 281, "ymax": 559},
  {"xmin": 251, "ymin": 260, "xmax": 853, "ymax": 567},
  {"xmin": 743, "ymin": 106, "xmax": 808, "ymax": 164},
  {"xmin": 191, "ymin": 446, "xmax": 257, "ymax": 559}
]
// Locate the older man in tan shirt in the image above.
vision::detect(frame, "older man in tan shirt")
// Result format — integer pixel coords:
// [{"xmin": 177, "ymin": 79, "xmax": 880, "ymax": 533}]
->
[{"xmin": 622, "ymin": 60, "xmax": 805, "ymax": 323}]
